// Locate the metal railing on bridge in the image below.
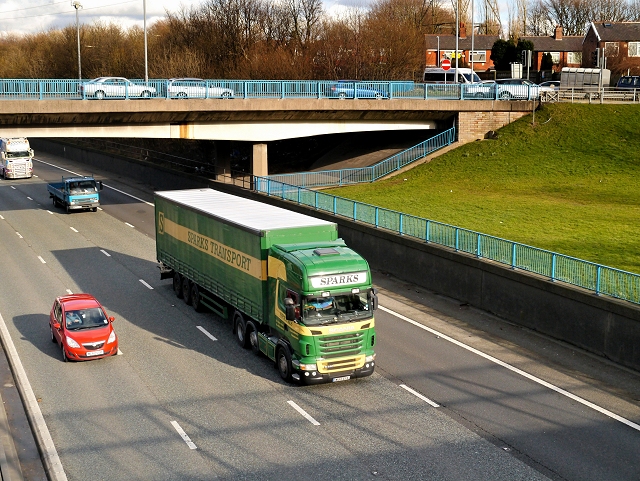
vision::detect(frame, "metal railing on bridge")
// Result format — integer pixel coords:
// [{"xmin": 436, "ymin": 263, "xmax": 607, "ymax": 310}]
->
[
  {"xmin": 254, "ymin": 178, "xmax": 640, "ymax": 306},
  {"xmin": 263, "ymin": 127, "xmax": 456, "ymax": 188}
]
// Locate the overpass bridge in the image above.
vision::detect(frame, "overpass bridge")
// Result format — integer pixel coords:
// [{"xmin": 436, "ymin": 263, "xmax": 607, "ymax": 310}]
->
[{"xmin": 0, "ymin": 97, "xmax": 535, "ymax": 175}]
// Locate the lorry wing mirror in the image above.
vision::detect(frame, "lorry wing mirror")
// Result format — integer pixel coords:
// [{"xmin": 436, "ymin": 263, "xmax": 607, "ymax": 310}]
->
[
  {"xmin": 284, "ymin": 298, "xmax": 296, "ymax": 321},
  {"xmin": 98, "ymin": 181, "xmax": 103, "ymax": 190},
  {"xmin": 369, "ymin": 288, "xmax": 378, "ymax": 311}
]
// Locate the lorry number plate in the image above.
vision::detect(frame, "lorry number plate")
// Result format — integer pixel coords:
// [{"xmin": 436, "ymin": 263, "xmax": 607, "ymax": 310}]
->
[{"xmin": 332, "ymin": 376, "xmax": 351, "ymax": 382}]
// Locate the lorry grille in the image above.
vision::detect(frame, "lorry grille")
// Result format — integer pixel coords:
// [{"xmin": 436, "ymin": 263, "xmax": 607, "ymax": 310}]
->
[{"xmin": 317, "ymin": 332, "xmax": 364, "ymax": 359}]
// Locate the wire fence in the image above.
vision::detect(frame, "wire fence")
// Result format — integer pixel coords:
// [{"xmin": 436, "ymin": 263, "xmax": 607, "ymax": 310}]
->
[
  {"xmin": 253, "ymin": 178, "xmax": 640, "ymax": 305},
  {"xmin": 263, "ymin": 127, "xmax": 456, "ymax": 188}
]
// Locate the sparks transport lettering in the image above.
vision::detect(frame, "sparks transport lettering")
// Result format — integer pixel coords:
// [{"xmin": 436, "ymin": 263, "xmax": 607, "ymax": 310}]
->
[
  {"xmin": 0, "ymin": 137, "xmax": 34, "ymax": 179},
  {"xmin": 155, "ymin": 188, "xmax": 377, "ymax": 384}
]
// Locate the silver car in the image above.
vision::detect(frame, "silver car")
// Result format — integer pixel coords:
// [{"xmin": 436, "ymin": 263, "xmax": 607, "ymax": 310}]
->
[
  {"xmin": 494, "ymin": 78, "xmax": 540, "ymax": 100},
  {"xmin": 167, "ymin": 78, "xmax": 234, "ymax": 99},
  {"xmin": 79, "ymin": 77, "xmax": 156, "ymax": 99}
]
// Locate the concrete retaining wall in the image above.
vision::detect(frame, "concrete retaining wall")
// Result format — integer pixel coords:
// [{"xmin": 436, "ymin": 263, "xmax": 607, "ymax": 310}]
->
[{"xmin": 34, "ymin": 138, "xmax": 640, "ymax": 372}]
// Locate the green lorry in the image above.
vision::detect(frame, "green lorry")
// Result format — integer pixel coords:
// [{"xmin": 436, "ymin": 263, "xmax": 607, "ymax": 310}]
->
[{"xmin": 155, "ymin": 188, "xmax": 377, "ymax": 384}]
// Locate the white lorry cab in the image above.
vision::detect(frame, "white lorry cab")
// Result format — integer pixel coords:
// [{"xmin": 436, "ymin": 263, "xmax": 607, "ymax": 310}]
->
[
  {"xmin": 0, "ymin": 138, "xmax": 34, "ymax": 179},
  {"xmin": 424, "ymin": 67, "xmax": 482, "ymax": 84}
]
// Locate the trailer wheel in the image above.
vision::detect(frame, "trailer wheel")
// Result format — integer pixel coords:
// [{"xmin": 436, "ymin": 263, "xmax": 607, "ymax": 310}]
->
[
  {"xmin": 182, "ymin": 277, "xmax": 192, "ymax": 305},
  {"xmin": 234, "ymin": 311, "xmax": 248, "ymax": 348},
  {"xmin": 277, "ymin": 347, "xmax": 293, "ymax": 382},
  {"xmin": 173, "ymin": 273, "xmax": 183, "ymax": 298},
  {"xmin": 245, "ymin": 321, "xmax": 260, "ymax": 355},
  {"xmin": 191, "ymin": 284, "xmax": 204, "ymax": 312}
]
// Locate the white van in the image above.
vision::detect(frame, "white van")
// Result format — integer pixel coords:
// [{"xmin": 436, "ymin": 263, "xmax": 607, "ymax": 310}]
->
[{"xmin": 424, "ymin": 67, "xmax": 482, "ymax": 84}]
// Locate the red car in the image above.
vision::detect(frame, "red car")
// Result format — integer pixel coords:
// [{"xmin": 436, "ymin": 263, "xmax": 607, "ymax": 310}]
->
[{"xmin": 49, "ymin": 294, "xmax": 118, "ymax": 362}]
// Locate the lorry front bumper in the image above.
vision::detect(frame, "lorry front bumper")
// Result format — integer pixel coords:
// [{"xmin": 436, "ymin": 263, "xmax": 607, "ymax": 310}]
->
[
  {"xmin": 69, "ymin": 202, "xmax": 100, "ymax": 210},
  {"xmin": 296, "ymin": 361, "xmax": 375, "ymax": 385}
]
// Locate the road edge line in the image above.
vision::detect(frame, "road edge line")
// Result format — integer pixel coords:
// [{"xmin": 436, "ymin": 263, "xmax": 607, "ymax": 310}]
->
[{"xmin": 0, "ymin": 313, "xmax": 67, "ymax": 481}]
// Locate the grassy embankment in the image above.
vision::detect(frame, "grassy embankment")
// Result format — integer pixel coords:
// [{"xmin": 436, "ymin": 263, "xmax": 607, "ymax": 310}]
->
[{"xmin": 325, "ymin": 103, "xmax": 640, "ymax": 274}]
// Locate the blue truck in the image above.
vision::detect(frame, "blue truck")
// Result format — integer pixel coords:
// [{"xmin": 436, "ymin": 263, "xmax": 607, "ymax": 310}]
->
[{"xmin": 47, "ymin": 176, "xmax": 103, "ymax": 212}]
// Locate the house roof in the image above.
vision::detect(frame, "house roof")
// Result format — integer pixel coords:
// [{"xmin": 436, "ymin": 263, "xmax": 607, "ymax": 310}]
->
[
  {"xmin": 588, "ymin": 22, "xmax": 640, "ymax": 42},
  {"xmin": 520, "ymin": 35, "xmax": 583, "ymax": 52},
  {"xmin": 425, "ymin": 35, "xmax": 499, "ymax": 51}
]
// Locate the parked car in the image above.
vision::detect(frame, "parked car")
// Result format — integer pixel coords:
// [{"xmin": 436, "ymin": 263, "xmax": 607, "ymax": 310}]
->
[
  {"xmin": 49, "ymin": 293, "xmax": 118, "ymax": 362},
  {"xmin": 330, "ymin": 80, "xmax": 389, "ymax": 99},
  {"xmin": 79, "ymin": 77, "xmax": 156, "ymax": 99},
  {"xmin": 538, "ymin": 80, "xmax": 561, "ymax": 92},
  {"xmin": 167, "ymin": 78, "xmax": 234, "ymax": 99},
  {"xmin": 616, "ymin": 75, "xmax": 640, "ymax": 89},
  {"xmin": 494, "ymin": 78, "xmax": 541, "ymax": 100}
]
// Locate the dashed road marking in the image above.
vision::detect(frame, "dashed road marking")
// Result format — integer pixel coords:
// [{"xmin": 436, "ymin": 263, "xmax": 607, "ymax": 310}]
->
[
  {"xmin": 100, "ymin": 250, "xmax": 111, "ymax": 257},
  {"xmin": 400, "ymin": 384, "xmax": 439, "ymax": 407},
  {"xmin": 287, "ymin": 400, "xmax": 320, "ymax": 426},
  {"xmin": 37, "ymin": 256, "xmax": 46, "ymax": 264},
  {"xmin": 196, "ymin": 326, "xmax": 218, "ymax": 342},
  {"xmin": 170, "ymin": 421, "xmax": 197, "ymax": 450},
  {"xmin": 139, "ymin": 279, "xmax": 153, "ymax": 290}
]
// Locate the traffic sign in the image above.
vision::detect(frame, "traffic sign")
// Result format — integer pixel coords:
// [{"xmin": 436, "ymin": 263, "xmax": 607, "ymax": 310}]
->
[{"xmin": 441, "ymin": 59, "xmax": 451, "ymax": 71}]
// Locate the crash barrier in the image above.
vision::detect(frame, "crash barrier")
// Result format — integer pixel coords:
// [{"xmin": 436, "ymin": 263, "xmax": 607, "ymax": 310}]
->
[
  {"xmin": 263, "ymin": 127, "xmax": 456, "ymax": 188},
  {"xmin": 254, "ymin": 177, "xmax": 640, "ymax": 306}
]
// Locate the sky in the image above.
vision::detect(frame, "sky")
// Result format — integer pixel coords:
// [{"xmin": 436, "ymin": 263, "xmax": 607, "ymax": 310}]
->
[{"xmin": 0, "ymin": 0, "xmax": 370, "ymax": 36}]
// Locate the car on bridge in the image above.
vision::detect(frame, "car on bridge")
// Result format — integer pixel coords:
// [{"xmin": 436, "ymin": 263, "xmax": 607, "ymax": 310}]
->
[
  {"xmin": 167, "ymin": 78, "xmax": 234, "ymax": 99},
  {"xmin": 79, "ymin": 77, "xmax": 156, "ymax": 99},
  {"xmin": 329, "ymin": 80, "xmax": 389, "ymax": 100},
  {"xmin": 494, "ymin": 78, "xmax": 541, "ymax": 100}
]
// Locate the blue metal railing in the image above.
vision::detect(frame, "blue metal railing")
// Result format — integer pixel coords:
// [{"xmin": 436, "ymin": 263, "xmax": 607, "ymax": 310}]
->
[
  {"xmin": 253, "ymin": 178, "xmax": 640, "ymax": 305},
  {"xmin": 0, "ymin": 78, "xmax": 542, "ymax": 101},
  {"xmin": 264, "ymin": 127, "xmax": 456, "ymax": 188}
]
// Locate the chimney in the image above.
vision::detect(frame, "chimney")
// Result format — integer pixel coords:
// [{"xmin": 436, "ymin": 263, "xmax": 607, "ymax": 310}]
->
[
  {"xmin": 554, "ymin": 25, "xmax": 563, "ymax": 40},
  {"xmin": 459, "ymin": 23, "xmax": 467, "ymax": 39}
]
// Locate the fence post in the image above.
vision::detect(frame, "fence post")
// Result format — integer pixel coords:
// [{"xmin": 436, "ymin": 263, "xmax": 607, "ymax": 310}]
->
[
  {"xmin": 596, "ymin": 266, "xmax": 601, "ymax": 296},
  {"xmin": 399, "ymin": 215, "xmax": 403, "ymax": 235},
  {"xmin": 353, "ymin": 202, "xmax": 357, "ymax": 221},
  {"xmin": 314, "ymin": 191, "xmax": 318, "ymax": 210},
  {"xmin": 455, "ymin": 228, "xmax": 459, "ymax": 251},
  {"xmin": 375, "ymin": 207, "xmax": 379, "ymax": 228},
  {"xmin": 425, "ymin": 220, "xmax": 430, "ymax": 242},
  {"xmin": 511, "ymin": 243, "xmax": 517, "ymax": 269},
  {"xmin": 551, "ymin": 254, "xmax": 556, "ymax": 281},
  {"xmin": 476, "ymin": 234, "xmax": 481, "ymax": 258},
  {"xmin": 333, "ymin": 196, "xmax": 337, "ymax": 215},
  {"xmin": 297, "ymin": 188, "xmax": 301, "ymax": 205}
]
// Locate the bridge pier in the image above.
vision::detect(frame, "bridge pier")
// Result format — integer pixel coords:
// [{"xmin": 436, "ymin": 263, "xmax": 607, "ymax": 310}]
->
[
  {"xmin": 456, "ymin": 111, "xmax": 529, "ymax": 143},
  {"xmin": 215, "ymin": 141, "xmax": 232, "ymax": 180},
  {"xmin": 252, "ymin": 143, "xmax": 268, "ymax": 177}
]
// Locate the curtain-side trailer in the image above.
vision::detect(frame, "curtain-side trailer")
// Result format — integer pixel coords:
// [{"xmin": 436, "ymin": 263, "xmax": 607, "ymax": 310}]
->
[{"xmin": 155, "ymin": 189, "xmax": 377, "ymax": 384}]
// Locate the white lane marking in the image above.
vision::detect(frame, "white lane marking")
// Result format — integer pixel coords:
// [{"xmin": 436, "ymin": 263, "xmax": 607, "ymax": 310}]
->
[
  {"xmin": 34, "ymin": 159, "xmax": 154, "ymax": 206},
  {"xmin": 139, "ymin": 279, "xmax": 154, "ymax": 290},
  {"xmin": 66, "ymin": 289, "xmax": 73, "ymax": 294},
  {"xmin": 0, "ymin": 215, "xmax": 4, "ymax": 220},
  {"xmin": 47, "ymin": 210, "xmax": 53, "ymax": 215},
  {"xmin": 70, "ymin": 227, "xmax": 78, "ymax": 233},
  {"xmin": 125, "ymin": 222, "xmax": 135, "ymax": 228},
  {"xmin": 27, "ymin": 196, "xmax": 33, "ymax": 200},
  {"xmin": 117, "ymin": 349, "xmax": 123, "ymax": 356},
  {"xmin": 38, "ymin": 256, "xmax": 46, "ymax": 264},
  {"xmin": 16, "ymin": 232, "xmax": 23, "ymax": 239},
  {"xmin": 0, "ymin": 312, "xmax": 68, "ymax": 480},
  {"xmin": 97, "ymin": 207, "xmax": 103, "ymax": 211},
  {"xmin": 10, "ymin": 186, "xmax": 15, "ymax": 190},
  {"xmin": 400, "ymin": 384, "xmax": 440, "ymax": 408},
  {"xmin": 33, "ymin": 175, "xmax": 39, "ymax": 178},
  {"xmin": 287, "ymin": 400, "xmax": 320, "ymax": 426},
  {"xmin": 379, "ymin": 305, "xmax": 640, "ymax": 432},
  {"xmin": 100, "ymin": 250, "xmax": 111, "ymax": 257},
  {"xmin": 196, "ymin": 326, "xmax": 218, "ymax": 342},
  {"xmin": 170, "ymin": 421, "xmax": 197, "ymax": 450}
]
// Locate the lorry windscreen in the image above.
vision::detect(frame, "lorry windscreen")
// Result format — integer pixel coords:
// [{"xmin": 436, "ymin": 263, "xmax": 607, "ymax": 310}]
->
[
  {"xmin": 302, "ymin": 292, "xmax": 372, "ymax": 325},
  {"xmin": 70, "ymin": 180, "xmax": 97, "ymax": 194},
  {"xmin": 6, "ymin": 151, "xmax": 30, "ymax": 159}
]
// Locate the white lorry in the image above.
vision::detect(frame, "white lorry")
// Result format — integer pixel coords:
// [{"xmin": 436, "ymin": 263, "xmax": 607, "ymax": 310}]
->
[{"xmin": 0, "ymin": 138, "xmax": 34, "ymax": 179}]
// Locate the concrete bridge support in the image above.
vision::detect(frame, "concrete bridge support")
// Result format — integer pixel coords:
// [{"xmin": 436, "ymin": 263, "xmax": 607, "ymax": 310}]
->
[
  {"xmin": 456, "ymin": 110, "xmax": 529, "ymax": 144},
  {"xmin": 252, "ymin": 143, "xmax": 268, "ymax": 177}
]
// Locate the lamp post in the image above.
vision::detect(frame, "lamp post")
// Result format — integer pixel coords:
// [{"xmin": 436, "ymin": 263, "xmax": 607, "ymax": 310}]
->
[
  {"xmin": 454, "ymin": 0, "xmax": 459, "ymax": 82},
  {"xmin": 72, "ymin": 1, "xmax": 83, "ymax": 81},
  {"xmin": 143, "ymin": 0, "xmax": 148, "ymax": 83}
]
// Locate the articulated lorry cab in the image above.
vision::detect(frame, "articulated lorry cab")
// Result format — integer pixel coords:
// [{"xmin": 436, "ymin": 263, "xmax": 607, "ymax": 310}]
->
[
  {"xmin": 0, "ymin": 137, "xmax": 34, "ymax": 179},
  {"xmin": 155, "ymin": 189, "xmax": 377, "ymax": 384}
]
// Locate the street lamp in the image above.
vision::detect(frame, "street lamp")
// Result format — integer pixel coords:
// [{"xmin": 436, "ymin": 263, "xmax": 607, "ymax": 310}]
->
[
  {"xmin": 72, "ymin": 1, "xmax": 83, "ymax": 81},
  {"xmin": 143, "ymin": 0, "xmax": 148, "ymax": 82}
]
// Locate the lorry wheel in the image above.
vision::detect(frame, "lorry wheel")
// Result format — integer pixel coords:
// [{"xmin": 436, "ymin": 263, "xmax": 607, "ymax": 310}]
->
[
  {"xmin": 173, "ymin": 273, "xmax": 183, "ymax": 298},
  {"xmin": 277, "ymin": 347, "xmax": 293, "ymax": 382},
  {"xmin": 66, "ymin": 205, "xmax": 70, "ymax": 213},
  {"xmin": 191, "ymin": 284, "xmax": 203, "ymax": 312},
  {"xmin": 245, "ymin": 321, "xmax": 260, "ymax": 355},
  {"xmin": 233, "ymin": 311, "xmax": 248, "ymax": 348},
  {"xmin": 92, "ymin": 207, "xmax": 97, "ymax": 212},
  {"xmin": 182, "ymin": 277, "xmax": 192, "ymax": 305}
]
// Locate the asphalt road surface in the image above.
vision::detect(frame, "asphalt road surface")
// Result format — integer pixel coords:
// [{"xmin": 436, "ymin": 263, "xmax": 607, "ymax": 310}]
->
[{"xmin": 0, "ymin": 152, "xmax": 638, "ymax": 481}]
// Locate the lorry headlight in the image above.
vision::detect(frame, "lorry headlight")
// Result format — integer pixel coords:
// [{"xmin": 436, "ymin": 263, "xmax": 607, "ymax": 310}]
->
[
  {"xmin": 365, "ymin": 354, "xmax": 376, "ymax": 362},
  {"xmin": 299, "ymin": 363, "xmax": 317, "ymax": 371}
]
